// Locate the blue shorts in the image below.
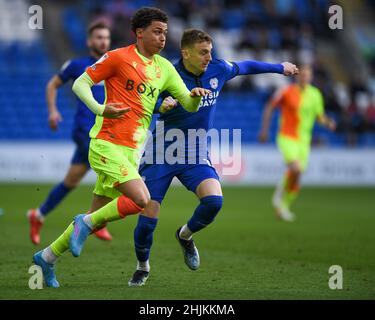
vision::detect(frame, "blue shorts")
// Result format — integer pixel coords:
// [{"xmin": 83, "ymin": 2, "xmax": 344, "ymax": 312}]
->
[
  {"xmin": 139, "ymin": 162, "xmax": 220, "ymax": 204},
  {"xmin": 71, "ymin": 130, "xmax": 90, "ymax": 166}
]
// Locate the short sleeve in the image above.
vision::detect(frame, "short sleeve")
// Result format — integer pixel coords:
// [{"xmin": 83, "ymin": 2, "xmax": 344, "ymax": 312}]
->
[
  {"xmin": 58, "ymin": 60, "xmax": 75, "ymax": 83},
  {"xmin": 221, "ymin": 60, "xmax": 239, "ymax": 81},
  {"xmin": 86, "ymin": 50, "xmax": 117, "ymax": 84}
]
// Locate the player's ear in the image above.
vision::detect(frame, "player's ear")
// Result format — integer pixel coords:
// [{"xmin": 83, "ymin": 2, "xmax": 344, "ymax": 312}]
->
[
  {"xmin": 181, "ymin": 48, "xmax": 189, "ymax": 60},
  {"xmin": 135, "ymin": 28, "xmax": 143, "ymax": 39}
]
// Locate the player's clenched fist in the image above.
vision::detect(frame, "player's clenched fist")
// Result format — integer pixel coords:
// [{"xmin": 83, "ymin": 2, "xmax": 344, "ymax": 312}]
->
[
  {"xmin": 103, "ymin": 102, "xmax": 131, "ymax": 119},
  {"xmin": 190, "ymin": 87, "xmax": 211, "ymax": 97},
  {"xmin": 282, "ymin": 62, "xmax": 299, "ymax": 76},
  {"xmin": 159, "ymin": 96, "xmax": 178, "ymax": 113}
]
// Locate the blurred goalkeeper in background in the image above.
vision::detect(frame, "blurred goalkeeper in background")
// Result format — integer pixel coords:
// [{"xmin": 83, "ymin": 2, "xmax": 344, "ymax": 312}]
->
[
  {"xmin": 27, "ymin": 21, "xmax": 113, "ymax": 245},
  {"xmin": 259, "ymin": 65, "xmax": 336, "ymax": 221}
]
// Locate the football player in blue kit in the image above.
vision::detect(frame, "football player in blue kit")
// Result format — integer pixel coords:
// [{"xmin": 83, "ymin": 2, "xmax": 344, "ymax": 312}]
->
[
  {"xmin": 27, "ymin": 21, "xmax": 113, "ymax": 244},
  {"xmin": 129, "ymin": 28, "xmax": 299, "ymax": 286}
]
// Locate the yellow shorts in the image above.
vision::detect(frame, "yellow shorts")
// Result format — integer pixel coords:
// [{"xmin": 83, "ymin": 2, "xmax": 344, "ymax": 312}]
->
[
  {"xmin": 89, "ymin": 138, "xmax": 141, "ymax": 199},
  {"xmin": 277, "ymin": 135, "xmax": 310, "ymax": 171}
]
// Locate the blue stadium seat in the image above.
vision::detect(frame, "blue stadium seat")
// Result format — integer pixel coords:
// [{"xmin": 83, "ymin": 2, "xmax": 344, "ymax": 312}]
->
[
  {"xmin": 0, "ymin": 39, "xmax": 74, "ymax": 142},
  {"xmin": 62, "ymin": 7, "xmax": 87, "ymax": 53}
]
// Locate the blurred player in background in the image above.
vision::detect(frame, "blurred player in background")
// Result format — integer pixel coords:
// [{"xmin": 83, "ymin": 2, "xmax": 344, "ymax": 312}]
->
[
  {"xmin": 32, "ymin": 7, "xmax": 210, "ymax": 288},
  {"xmin": 27, "ymin": 21, "xmax": 113, "ymax": 244},
  {"xmin": 128, "ymin": 28, "xmax": 299, "ymax": 287},
  {"xmin": 259, "ymin": 65, "xmax": 336, "ymax": 221}
]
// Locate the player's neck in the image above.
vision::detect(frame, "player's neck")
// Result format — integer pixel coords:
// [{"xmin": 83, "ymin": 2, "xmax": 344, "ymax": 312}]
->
[
  {"xmin": 298, "ymin": 83, "xmax": 308, "ymax": 90},
  {"xmin": 89, "ymin": 50, "xmax": 102, "ymax": 60},
  {"xmin": 135, "ymin": 43, "xmax": 155, "ymax": 60},
  {"xmin": 183, "ymin": 60, "xmax": 202, "ymax": 77}
]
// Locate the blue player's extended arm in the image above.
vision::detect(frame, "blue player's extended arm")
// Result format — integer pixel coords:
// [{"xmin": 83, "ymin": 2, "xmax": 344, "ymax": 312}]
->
[{"xmin": 236, "ymin": 60, "xmax": 284, "ymax": 75}]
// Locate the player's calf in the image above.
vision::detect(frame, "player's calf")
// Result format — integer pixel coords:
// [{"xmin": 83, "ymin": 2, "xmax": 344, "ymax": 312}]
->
[
  {"xmin": 134, "ymin": 215, "xmax": 158, "ymax": 265},
  {"xmin": 177, "ymin": 195, "xmax": 223, "ymax": 270},
  {"xmin": 185, "ymin": 195, "xmax": 223, "ymax": 236},
  {"xmin": 130, "ymin": 214, "xmax": 158, "ymax": 286}
]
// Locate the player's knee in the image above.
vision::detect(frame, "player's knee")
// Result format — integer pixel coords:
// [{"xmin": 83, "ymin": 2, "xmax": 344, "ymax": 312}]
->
[
  {"xmin": 64, "ymin": 172, "xmax": 85, "ymax": 188},
  {"xmin": 202, "ymin": 195, "xmax": 223, "ymax": 212},
  {"xmin": 63, "ymin": 179, "xmax": 79, "ymax": 189},
  {"xmin": 118, "ymin": 195, "xmax": 143, "ymax": 216},
  {"xmin": 132, "ymin": 195, "xmax": 150, "ymax": 209},
  {"xmin": 289, "ymin": 163, "xmax": 302, "ymax": 177},
  {"xmin": 200, "ymin": 195, "xmax": 223, "ymax": 223},
  {"xmin": 64, "ymin": 166, "xmax": 87, "ymax": 188},
  {"xmin": 142, "ymin": 200, "xmax": 160, "ymax": 218},
  {"xmin": 293, "ymin": 168, "xmax": 302, "ymax": 178}
]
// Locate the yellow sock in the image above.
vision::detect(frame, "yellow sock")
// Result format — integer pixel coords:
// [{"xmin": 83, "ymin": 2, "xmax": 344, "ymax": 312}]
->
[
  {"xmin": 89, "ymin": 198, "xmax": 122, "ymax": 226},
  {"xmin": 50, "ymin": 222, "xmax": 74, "ymax": 257},
  {"xmin": 281, "ymin": 190, "xmax": 298, "ymax": 209},
  {"xmin": 49, "ymin": 198, "xmax": 126, "ymax": 257}
]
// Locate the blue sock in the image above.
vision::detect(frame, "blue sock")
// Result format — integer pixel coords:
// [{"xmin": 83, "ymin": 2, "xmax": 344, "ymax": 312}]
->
[
  {"xmin": 39, "ymin": 182, "xmax": 72, "ymax": 216},
  {"xmin": 187, "ymin": 196, "xmax": 223, "ymax": 233},
  {"xmin": 134, "ymin": 215, "xmax": 158, "ymax": 262}
]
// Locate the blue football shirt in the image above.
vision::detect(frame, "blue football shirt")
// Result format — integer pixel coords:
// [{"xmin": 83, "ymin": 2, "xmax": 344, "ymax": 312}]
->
[
  {"xmin": 58, "ymin": 56, "xmax": 105, "ymax": 134},
  {"xmin": 148, "ymin": 58, "xmax": 239, "ymax": 164}
]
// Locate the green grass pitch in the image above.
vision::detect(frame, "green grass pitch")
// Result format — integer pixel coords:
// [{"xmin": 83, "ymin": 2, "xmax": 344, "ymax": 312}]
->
[{"xmin": 0, "ymin": 183, "xmax": 374, "ymax": 299}]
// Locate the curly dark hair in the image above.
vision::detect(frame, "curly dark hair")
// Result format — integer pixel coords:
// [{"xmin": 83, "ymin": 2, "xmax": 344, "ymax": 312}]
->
[{"xmin": 130, "ymin": 7, "xmax": 168, "ymax": 33}]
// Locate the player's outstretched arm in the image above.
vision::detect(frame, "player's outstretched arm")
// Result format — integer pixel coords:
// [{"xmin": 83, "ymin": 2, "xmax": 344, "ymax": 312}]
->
[
  {"xmin": 72, "ymin": 72, "xmax": 130, "ymax": 119},
  {"xmin": 235, "ymin": 60, "xmax": 299, "ymax": 76},
  {"xmin": 46, "ymin": 75, "xmax": 64, "ymax": 131}
]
